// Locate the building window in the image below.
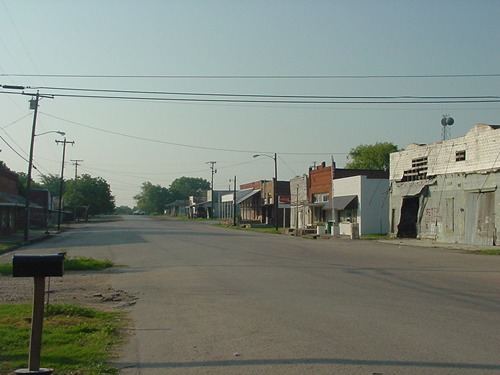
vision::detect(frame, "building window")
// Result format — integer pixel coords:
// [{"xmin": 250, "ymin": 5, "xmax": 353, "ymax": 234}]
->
[
  {"xmin": 401, "ymin": 157, "xmax": 428, "ymax": 182},
  {"xmin": 455, "ymin": 150, "xmax": 466, "ymax": 162},
  {"xmin": 1, "ymin": 211, "xmax": 7, "ymax": 229},
  {"xmin": 312, "ymin": 193, "xmax": 329, "ymax": 203},
  {"xmin": 339, "ymin": 209, "xmax": 357, "ymax": 223}
]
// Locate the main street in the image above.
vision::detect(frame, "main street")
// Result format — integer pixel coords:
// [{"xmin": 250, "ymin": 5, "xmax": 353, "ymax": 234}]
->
[{"xmin": 9, "ymin": 216, "xmax": 500, "ymax": 374}]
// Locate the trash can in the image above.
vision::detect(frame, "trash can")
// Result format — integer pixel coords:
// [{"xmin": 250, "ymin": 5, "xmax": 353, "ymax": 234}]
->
[{"xmin": 327, "ymin": 221, "xmax": 334, "ymax": 235}]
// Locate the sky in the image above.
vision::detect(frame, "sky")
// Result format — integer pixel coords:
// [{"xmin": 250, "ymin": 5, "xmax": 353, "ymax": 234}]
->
[{"xmin": 1, "ymin": 0, "xmax": 499, "ymax": 208}]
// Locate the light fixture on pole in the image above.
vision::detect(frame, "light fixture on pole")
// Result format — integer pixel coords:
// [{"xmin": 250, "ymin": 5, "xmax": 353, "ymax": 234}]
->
[{"xmin": 253, "ymin": 153, "xmax": 278, "ymax": 231}]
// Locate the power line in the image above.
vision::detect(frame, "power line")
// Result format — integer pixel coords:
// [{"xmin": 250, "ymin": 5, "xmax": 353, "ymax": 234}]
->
[
  {"xmin": 2, "ymin": 73, "xmax": 500, "ymax": 79},
  {"xmin": 23, "ymin": 85, "xmax": 500, "ymax": 101},
  {"xmin": 40, "ymin": 112, "xmax": 347, "ymax": 155},
  {"xmin": 3, "ymin": 90, "xmax": 499, "ymax": 104}
]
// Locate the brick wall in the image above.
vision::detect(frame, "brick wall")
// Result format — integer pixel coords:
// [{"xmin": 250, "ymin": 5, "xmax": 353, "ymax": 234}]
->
[{"xmin": 0, "ymin": 168, "xmax": 19, "ymax": 195}]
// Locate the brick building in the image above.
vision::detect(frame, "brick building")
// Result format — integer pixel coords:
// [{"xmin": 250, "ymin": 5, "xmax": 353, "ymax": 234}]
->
[
  {"xmin": 0, "ymin": 166, "xmax": 22, "ymax": 235},
  {"xmin": 307, "ymin": 162, "xmax": 389, "ymax": 235}
]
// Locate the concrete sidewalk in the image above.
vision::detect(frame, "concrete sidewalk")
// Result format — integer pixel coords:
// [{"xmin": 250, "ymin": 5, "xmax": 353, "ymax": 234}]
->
[
  {"xmin": 0, "ymin": 230, "xmax": 60, "ymax": 256},
  {"xmin": 377, "ymin": 237, "xmax": 497, "ymax": 252}
]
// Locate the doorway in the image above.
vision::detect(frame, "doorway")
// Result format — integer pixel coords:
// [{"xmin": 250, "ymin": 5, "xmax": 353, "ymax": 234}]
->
[{"xmin": 397, "ymin": 197, "xmax": 420, "ymax": 238}]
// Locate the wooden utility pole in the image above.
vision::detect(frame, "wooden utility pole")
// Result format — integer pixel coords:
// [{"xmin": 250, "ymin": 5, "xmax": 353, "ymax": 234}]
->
[
  {"xmin": 56, "ymin": 138, "xmax": 74, "ymax": 230},
  {"xmin": 71, "ymin": 160, "xmax": 83, "ymax": 222}
]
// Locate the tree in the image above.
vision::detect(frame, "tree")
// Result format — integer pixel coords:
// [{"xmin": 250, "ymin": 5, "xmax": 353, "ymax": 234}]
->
[
  {"xmin": 345, "ymin": 142, "xmax": 398, "ymax": 171},
  {"xmin": 169, "ymin": 177, "xmax": 210, "ymax": 200},
  {"xmin": 39, "ymin": 174, "xmax": 62, "ymax": 197},
  {"xmin": 17, "ymin": 172, "xmax": 43, "ymax": 197},
  {"xmin": 64, "ymin": 174, "xmax": 115, "ymax": 216},
  {"xmin": 115, "ymin": 206, "xmax": 134, "ymax": 215},
  {"xmin": 133, "ymin": 182, "xmax": 171, "ymax": 214}
]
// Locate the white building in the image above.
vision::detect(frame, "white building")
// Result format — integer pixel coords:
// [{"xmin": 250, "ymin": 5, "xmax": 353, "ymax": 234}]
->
[
  {"xmin": 389, "ymin": 124, "xmax": 499, "ymax": 246},
  {"xmin": 331, "ymin": 175, "xmax": 389, "ymax": 236}
]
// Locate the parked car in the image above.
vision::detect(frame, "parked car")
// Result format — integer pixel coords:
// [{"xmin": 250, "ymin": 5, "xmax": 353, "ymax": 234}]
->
[{"xmin": 133, "ymin": 210, "xmax": 146, "ymax": 215}]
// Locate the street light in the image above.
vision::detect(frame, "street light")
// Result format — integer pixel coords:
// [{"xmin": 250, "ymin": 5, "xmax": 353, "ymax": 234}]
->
[
  {"xmin": 253, "ymin": 153, "xmax": 278, "ymax": 231},
  {"xmin": 35, "ymin": 131, "xmax": 65, "ymax": 137}
]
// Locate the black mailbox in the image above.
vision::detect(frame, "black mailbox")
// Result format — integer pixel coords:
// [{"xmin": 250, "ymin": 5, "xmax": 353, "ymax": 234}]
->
[{"xmin": 12, "ymin": 254, "xmax": 65, "ymax": 278}]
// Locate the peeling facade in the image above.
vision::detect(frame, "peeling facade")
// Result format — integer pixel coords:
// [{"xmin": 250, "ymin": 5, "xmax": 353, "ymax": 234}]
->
[{"xmin": 389, "ymin": 124, "xmax": 499, "ymax": 246}]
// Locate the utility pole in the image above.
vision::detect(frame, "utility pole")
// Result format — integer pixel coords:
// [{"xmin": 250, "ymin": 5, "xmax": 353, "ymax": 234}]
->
[
  {"xmin": 206, "ymin": 161, "xmax": 216, "ymax": 219},
  {"xmin": 253, "ymin": 153, "xmax": 278, "ymax": 231},
  {"xmin": 233, "ymin": 175, "xmax": 237, "ymax": 226},
  {"xmin": 71, "ymin": 159, "xmax": 83, "ymax": 222},
  {"xmin": 56, "ymin": 138, "xmax": 74, "ymax": 230},
  {"xmin": 273, "ymin": 152, "xmax": 278, "ymax": 231},
  {"xmin": 21, "ymin": 90, "xmax": 54, "ymax": 241}
]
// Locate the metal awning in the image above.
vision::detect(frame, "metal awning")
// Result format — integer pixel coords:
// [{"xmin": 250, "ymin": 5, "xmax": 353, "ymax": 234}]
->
[
  {"xmin": 322, "ymin": 195, "xmax": 358, "ymax": 211},
  {"xmin": 396, "ymin": 180, "xmax": 436, "ymax": 197},
  {"xmin": 0, "ymin": 192, "xmax": 42, "ymax": 208},
  {"xmin": 236, "ymin": 189, "xmax": 261, "ymax": 204}
]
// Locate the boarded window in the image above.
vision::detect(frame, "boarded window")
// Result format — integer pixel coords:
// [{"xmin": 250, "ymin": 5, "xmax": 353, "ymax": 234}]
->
[
  {"xmin": 455, "ymin": 150, "xmax": 466, "ymax": 162},
  {"xmin": 401, "ymin": 157, "xmax": 428, "ymax": 182}
]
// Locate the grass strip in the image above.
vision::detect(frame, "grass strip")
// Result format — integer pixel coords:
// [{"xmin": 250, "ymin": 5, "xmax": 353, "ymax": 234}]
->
[
  {"xmin": 214, "ymin": 224, "xmax": 283, "ymax": 234},
  {"xmin": 475, "ymin": 249, "xmax": 500, "ymax": 255},
  {"xmin": 0, "ymin": 303, "xmax": 126, "ymax": 375},
  {"xmin": 0, "ymin": 257, "xmax": 114, "ymax": 276}
]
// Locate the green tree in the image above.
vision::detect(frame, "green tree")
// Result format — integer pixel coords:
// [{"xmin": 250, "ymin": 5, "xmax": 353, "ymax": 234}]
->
[
  {"xmin": 115, "ymin": 206, "xmax": 134, "ymax": 215},
  {"xmin": 169, "ymin": 177, "xmax": 210, "ymax": 200},
  {"xmin": 39, "ymin": 173, "xmax": 62, "ymax": 197},
  {"xmin": 133, "ymin": 182, "xmax": 171, "ymax": 214},
  {"xmin": 65, "ymin": 174, "xmax": 115, "ymax": 216},
  {"xmin": 345, "ymin": 142, "xmax": 399, "ymax": 171},
  {"xmin": 16, "ymin": 172, "xmax": 43, "ymax": 197}
]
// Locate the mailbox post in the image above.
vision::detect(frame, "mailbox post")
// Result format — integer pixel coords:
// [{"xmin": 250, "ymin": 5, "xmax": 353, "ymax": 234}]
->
[{"xmin": 12, "ymin": 254, "xmax": 65, "ymax": 375}]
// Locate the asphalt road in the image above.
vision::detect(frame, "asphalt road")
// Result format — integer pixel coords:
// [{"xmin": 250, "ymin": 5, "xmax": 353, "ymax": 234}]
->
[{"xmin": 7, "ymin": 216, "xmax": 500, "ymax": 374}]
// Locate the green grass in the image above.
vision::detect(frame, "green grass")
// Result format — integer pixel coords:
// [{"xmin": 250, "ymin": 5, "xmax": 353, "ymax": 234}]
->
[
  {"xmin": 0, "ymin": 244, "xmax": 11, "ymax": 252},
  {"xmin": 215, "ymin": 223, "xmax": 283, "ymax": 234},
  {"xmin": 64, "ymin": 257, "xmax": 114, "ymax": 271},
  {"xmin": 0, "ymin": 263, "xmax": 11, "ymax": 276},
  {"xmin": 0, "ymin": 303, "xmax": 126, "ymax": 374},
  {"xmin": 475, "ymin": 249, "xmax": 500, "ymax": 255},
  {"xmin": 0, "ymin": 257, "xmax": 114, "ymax": 276},
  {"xmin": 360, "ymin": 233, "xmax": 389, "ymax": 240}
]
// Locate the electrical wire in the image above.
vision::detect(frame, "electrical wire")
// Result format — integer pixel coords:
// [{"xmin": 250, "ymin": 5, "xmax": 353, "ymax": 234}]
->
[
  {"xmin": 23, "ymin": 85, "xmax": 500, "ymax": 101},
  {"xmin": 40, "ymin": 112, "xmax": 348, "ymax": 156},
  {"xmin": 2, "ymin": 73, "xmax": 500, "ymax": 79},
  {"xmin": 2, "ymin": 91, "xmax": 498, "ymax": 104}
]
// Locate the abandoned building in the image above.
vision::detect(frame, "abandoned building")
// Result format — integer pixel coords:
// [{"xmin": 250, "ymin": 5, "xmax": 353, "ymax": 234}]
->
[{"xmin": 389, "ymin": 123, "xmax": 499, "ymax": 246}]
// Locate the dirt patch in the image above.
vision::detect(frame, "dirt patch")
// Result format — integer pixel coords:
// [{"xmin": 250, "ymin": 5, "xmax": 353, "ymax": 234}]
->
[{"xmin": 0, "ymin": 272, "xmax": 138, "ymax": 310}]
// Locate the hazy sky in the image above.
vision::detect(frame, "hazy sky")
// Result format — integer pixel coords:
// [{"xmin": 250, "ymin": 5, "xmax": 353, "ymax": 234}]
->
[{"xmin": 1, "ymin": 0, "xmax": 499, "ymax": 208}]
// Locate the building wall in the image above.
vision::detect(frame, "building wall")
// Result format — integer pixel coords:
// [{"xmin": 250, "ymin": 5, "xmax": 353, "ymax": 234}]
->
[
  {"xmin": 390, "ymin": 124, "xmax": 499, "ymax": 181},
  {"xmin": 290, "ymin": 175, "xmax": 309, "ymax": 229},
  {"xmin": 308, "ymin": 163, "xmax": 332, "ymax": 202},
  {"xmin": 0, "ymin": 168, "xmax": 19, "ymax": 195},
  {"xmin": 240, "ymin": 181, "xmax": 262, "ymax": 191},
  {"xmin": 390, "ymin": 172, "xmax": 498, "ymax": 245},
  {"xmin": 359, "ymin": 176, "xmax": 389, "ymax": 234},
  {"xmin": 334, "ymin": 176, "xmax": 389, "ymax": 235}
]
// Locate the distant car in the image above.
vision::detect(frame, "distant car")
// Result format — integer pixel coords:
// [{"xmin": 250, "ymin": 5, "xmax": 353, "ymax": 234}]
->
[{"xmin": 133, "ymin": 210, "xmax": 146, "ymax": 215}]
